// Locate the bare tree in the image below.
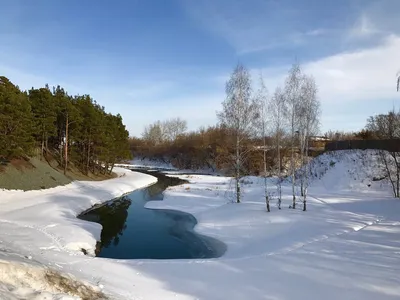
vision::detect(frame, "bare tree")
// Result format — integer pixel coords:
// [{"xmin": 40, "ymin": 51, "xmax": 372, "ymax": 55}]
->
[
  {"xmin": 270, "ymin": 87, "xmax": 286, "ymax": 209},
  {"xmin": 366, "ymin": 111, "xmax": 400, "ymax": 198},
  {"xmin": 283, "ymin": 63, "xmax": 303, "ymax": 209},
  {"xmin": 397, "ymin": 71, "xmax": 399, "ymax": 92},
  {"xmin": 257, "ymin": 75, "xmax": 271, "ymax": 211},
  {"xmin": 142, "ymin": 121, "xmax": 164, "ymax": 145},
  {"xmin": 297, "ymin": 75, "xmax": 321, "ymax": 211},
  {"xmin": 324, "ymin": 130, "xmax": 355, "ymax": 141},
  {"xmin": 217, "ymin": 64, "xmax": 260, "ymax": 203},
  {"xmin": 163, "ymin": 117, "xmax": 187, "ymax": 141},
  {"xmin": 142, "ymin": 118, "xmax": 188, "ymax": 145}
]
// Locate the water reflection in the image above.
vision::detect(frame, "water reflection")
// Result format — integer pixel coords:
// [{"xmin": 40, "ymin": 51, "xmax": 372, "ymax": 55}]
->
[{"xmin": 79, "ymin": 171, "xmax": 226, "ymax": 259}]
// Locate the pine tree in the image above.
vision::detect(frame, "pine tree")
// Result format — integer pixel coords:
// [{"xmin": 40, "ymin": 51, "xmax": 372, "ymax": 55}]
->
[
  {"xmin": 0, "ymin": 77, "xmax": 34, "ymax": 158},
  {"xmin": 28, "ymin": 86, "xmax": 57, "ymax": 159}
]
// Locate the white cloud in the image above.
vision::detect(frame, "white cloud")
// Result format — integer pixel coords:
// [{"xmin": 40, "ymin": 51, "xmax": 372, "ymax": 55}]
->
[
  {"xmin": 207, "ymin": 32, "xmax": 400, "ymax": 132},
  {"xmin": 250, "ymin": 34, "xmax": 400, "ymax": 133},
  {"xmin": 258, "ymin": 34, "xmax": 400, "ymax": 101},
  {"xmin": 304, "ymin": 34, "xmax": 400, "ymax": 103}
]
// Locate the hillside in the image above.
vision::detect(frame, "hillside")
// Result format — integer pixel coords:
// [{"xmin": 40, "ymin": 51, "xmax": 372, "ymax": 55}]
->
[
  {"xmin": 0, "ymin": 157, "xmax": 116, "ymax": 191},
  {"xmin": 307, "ymin": 149, "xmax": 391, "ymax": 195}
]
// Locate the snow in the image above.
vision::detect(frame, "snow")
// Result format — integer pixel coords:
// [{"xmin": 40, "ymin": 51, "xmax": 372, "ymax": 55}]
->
[
  {"xmin": 0, "ymin": 168, "xmax": 157, "ymax": 299},
  {"xmin": 1, "ymin": 150, "xmax": 400, "ymax": 299},
  {"xmin": 117, "ymin": 157, "xmax": 220, "ymax": 175},
  {"xmin": 117, "ymin": 157, "xmax": 177, "ymax": 170}
]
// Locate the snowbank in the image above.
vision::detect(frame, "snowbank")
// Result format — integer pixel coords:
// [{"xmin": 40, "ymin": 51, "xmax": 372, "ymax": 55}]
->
[{"xmin": 0, "ymin": 168, "xmax": 157, "ymax": 255}]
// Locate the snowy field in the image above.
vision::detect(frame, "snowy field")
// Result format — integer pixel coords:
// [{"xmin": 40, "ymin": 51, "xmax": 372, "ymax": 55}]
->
[{"xmin": 1, "ymin": 150, "xmax": 400, "ymax": 299}]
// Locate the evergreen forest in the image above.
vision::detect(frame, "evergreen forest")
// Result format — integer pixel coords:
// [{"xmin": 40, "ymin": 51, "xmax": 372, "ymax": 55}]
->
[{"xmin": 0, "ymin": 76, "xmax": 131, "ymax": 175}]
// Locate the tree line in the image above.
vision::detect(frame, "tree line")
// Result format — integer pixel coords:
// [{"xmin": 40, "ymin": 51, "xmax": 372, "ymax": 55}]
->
[
  {"xmin": 0, "ymin": 76, "xmax": 131, "ymax": 175},
  {"xmin": 132, "ymin": 63, "xmax": 322, "ymax": 211}
]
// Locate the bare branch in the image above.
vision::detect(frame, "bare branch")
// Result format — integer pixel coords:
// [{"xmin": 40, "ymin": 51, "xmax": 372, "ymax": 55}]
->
[{"xmin": 217, "ymin": 63, "xmax": 261, "ymax": 203}]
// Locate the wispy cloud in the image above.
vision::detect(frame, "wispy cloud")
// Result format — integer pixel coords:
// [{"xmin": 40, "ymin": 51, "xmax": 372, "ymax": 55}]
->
[
  {"xmin": 348, "ymin": 13, "xmax": 380, "ymax": 39},
  {"xmin": 182, "ymin": 0, "xmax": 330, "ymax": 55},
  {"xmin": 305, "ymin": 29, "xmax": 327, "ymax": 37}
]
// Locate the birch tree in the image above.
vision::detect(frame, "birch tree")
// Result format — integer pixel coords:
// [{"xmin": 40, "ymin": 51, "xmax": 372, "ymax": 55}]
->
[
  {"xmin": 270, "ymin": 87, "xmax": 285, "ymax": 209},
  {"xmin": 283, "ymin": 63, "xmax": 303, "ymax": 209},
  {"xmin": 257, "ymin": 75, "xmax": 271, "ymax": 211},
  {"xmin": 298, "ymin": 76, "xmax": 320, "ymax": 211},
  {"xmin": 163, "ymin": 117, "xmax": 187, "ymax": 141},
  {"xmin": 142, "ymin": 121, "xmax": 164, "ymax": 145},
  {"xmin": 142, "ymin": 118, "xmax": 187, "ymax": 145},
  {"xmin": 217, "ymin": 64, "xmax": 260, "ymax": 203}
]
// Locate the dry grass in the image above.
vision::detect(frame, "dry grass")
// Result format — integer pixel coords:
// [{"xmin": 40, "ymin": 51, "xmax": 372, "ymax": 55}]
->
[
  {"xmin": 0, "ymin": 259, "xmax": 109, "ymax": 299},
  {"xmin": 44, "ymin": 269, "xmax": 108, "ymax": 300},
  {"xmin": 10, "ymin": 157, "xmax": 35, "ymax": 171}
]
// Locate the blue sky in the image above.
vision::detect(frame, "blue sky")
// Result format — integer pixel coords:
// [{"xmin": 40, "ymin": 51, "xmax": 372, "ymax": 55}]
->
[{"xmin": 1, "ymin": 0, "xmax": 399, "ymax": 137}]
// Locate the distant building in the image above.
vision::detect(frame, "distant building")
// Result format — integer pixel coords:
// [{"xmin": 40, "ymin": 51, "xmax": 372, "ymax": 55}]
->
[{"xmin": 309, "ymin": 136, "xmax": 330, "ymax": 150}]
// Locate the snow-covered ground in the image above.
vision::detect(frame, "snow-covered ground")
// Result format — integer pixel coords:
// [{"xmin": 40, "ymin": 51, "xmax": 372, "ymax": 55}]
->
[
  {"xmin": 0, "ymin": 168, "xmax": 157, "ymax": 299},
  {"xmin": 117, "ymin": 157, "xmax": 177, "ymax": 170},
  {"xmin": 1, "ymin": 150, "xmax": 400, "ymax": 299},
  {"xmin": 117, "ymin": 157, "xmax": 219, "ymax": 175}
]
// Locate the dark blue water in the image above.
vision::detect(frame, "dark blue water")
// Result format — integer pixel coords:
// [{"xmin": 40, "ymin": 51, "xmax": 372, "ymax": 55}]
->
[{"xmin": 79, "ymin": 171, "xmax": 226, "ymax": 259}]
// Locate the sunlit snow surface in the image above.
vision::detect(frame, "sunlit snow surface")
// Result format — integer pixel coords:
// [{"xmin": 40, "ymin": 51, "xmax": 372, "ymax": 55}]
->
[{"xmin": 1, "ymin": 150, "xmax": 400, "ymax": 299}]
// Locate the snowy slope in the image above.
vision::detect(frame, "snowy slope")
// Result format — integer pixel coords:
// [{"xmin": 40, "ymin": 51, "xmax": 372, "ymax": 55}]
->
[
  {"xmin": 308, "ymin": 149, "xmax": 390, "ymax": 193},
  {"xmin": 0, "ymin": 168, "xmax": 157, "ymax": 299},
  {"xmin": 0, "ymin": 150, "xmax": 399, "ymax": 299}
]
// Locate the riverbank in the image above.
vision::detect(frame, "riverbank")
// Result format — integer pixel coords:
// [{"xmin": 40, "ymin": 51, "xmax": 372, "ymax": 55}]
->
[
  {"xmin": 0, "ymin": 150, "xmax": 399, "ymax": 300},
  {"xmin": 0, "ymin": 167, "xmax": 157, "ymax": 299}
]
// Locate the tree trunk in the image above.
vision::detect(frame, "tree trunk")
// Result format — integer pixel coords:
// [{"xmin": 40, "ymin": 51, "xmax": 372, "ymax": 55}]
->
[
  {"xmin": 86, "ymin": 137, "xmax": 91, "ymax": 175},
  {"xmin": 64, "ymin": 113, "xmax": 68, "ymax": 176},
  {"xmin": 264, "ymin": 150, "xmax": 270, "ymax": 212},
  {"xmin": 395, "ymin": 154, "xmax": 400, "ymax": 198},
  {"xmin": 299, "ymin": 132, "xmax": 304, "ymax": 197},
  {"xmin": 109, "ymin": 162, "xmax": 115, "ymax": 175},
  {"xmin": 263, "ymin": 132, "xmax": 270, "ymax": 212},
  {"xmin": 41, "ymin": 132, "xmax": 45, "ymax": 160},
  {"xmin": 291, "ymin": 132, "xmax": 296, "ymax": 209},
  {"xmin": 236, "ymin": 134, "xmax": 241, "ymax": 203},
  {"xmin": 277, "ymin": 134, "xmax": 281, "ymax": 210},
  {"xmin": 381, "ymin": 151, "xmax": 398, "ymax": 198},
  {"xmin": 303, "ymin": 133, "xmax": 309, "ymax": 211}
]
